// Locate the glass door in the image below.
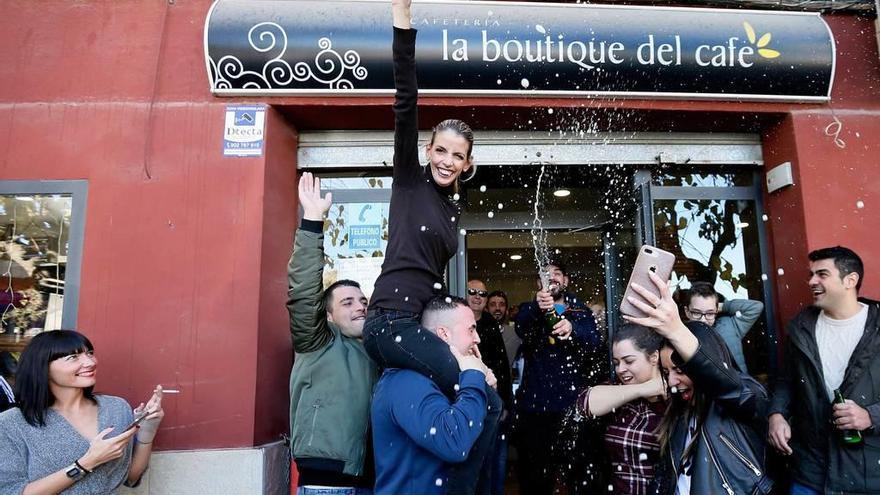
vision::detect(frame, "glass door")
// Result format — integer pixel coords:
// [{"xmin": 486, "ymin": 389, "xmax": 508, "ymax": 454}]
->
[{"xmin": 649, "ymin": 168, "xmax": 777, "ymax": 379}]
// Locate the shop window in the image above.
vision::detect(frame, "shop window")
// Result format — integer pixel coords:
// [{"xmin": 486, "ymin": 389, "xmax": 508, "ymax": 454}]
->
[
  {"xmin": 319, "ymin": 176, "xmax": 392, "ymax": 297},
  {"xmin": 653, "ymin": 170, "xmax": 753, "ymax": 188},
  {"xmin": 0, "ymin": 181, "xmax": 86, "ymax": 339},
  {"xmin": 653, "ymin": 194, "xmax": 772, "ymax": 380}
]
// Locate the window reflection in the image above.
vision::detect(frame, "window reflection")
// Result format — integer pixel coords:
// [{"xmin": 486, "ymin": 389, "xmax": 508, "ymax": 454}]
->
[
  {"xmin": 653, "ymin": 198, "xmax": 769, "ymax": 378},
  {"xmin": 0, "ymin": 194, "xmax": 72, "ymax": 334},
  {"xmin": 653, "ymin": 171, "xmax": 753, "ymax": 188}
]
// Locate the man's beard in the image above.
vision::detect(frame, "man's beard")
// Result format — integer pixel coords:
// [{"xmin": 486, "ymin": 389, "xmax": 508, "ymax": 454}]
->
[{"xmin": 548, "ymin": 283, "xmax": 566, "ymax": 299}]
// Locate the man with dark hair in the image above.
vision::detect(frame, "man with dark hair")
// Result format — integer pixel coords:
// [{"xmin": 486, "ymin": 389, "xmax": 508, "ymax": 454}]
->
[
  {"xmin": 682, "ymin": 280, "xmax": 764, "ymax": 373},
  {"xmin": 769, "ymin": 246, "xmax": 879, "ymax": 495},
  {"xmin": 487, "ymin": 290, "xmax": 521, "ymax": 370},
  {"xmin": 287, "ymin": 173, "xmax": 378, "ymax": 495},
  {"xmin": 513, "ymin": 260, "xmax": 607, "ymax": 494},
  {"xmin": 372, "ymin": 295, "xmax": 495, "ymax": 495},
  {"xmin": 468, "ymin": 281, "xmax": 513, "ymax": 495}
]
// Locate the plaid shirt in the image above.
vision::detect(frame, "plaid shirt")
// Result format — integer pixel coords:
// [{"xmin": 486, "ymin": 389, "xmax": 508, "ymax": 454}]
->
[{"xmin": 603, "ymin": 398, "xmax": 665, "ymax": 495}]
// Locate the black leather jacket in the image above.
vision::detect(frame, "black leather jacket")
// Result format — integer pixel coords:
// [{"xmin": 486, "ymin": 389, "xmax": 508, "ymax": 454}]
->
[
  {"xmin": 652, "ymin": 322, "xmax": 773, "ymax": 495},
  {"xmin": 769, "ymin": 298, "xmax": 880, "ymax": 494}
]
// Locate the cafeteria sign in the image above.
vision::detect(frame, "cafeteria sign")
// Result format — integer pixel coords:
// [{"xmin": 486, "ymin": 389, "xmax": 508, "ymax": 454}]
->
[{"xmin": 205, "ymin": 0, "xmax": 834, "ymax": 102}]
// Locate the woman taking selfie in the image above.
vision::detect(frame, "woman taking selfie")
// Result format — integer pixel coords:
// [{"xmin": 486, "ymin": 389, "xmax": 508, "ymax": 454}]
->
[
  {"xmin": 624, "ymin": 272, "xmax": 772, "ymax": 495},
  {"xmin": 576, "ymin": 324, "xmax": 667, "ymax": 495},
  {"xmin": 0, "ymin": 330, "xmax": 164, "ymax": 494}
]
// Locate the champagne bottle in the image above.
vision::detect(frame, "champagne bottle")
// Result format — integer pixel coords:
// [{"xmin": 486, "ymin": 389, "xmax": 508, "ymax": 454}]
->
[
  {"xmin": 833, "ymin": 389, "xmax": 863, "ymax": 445},
  {"xmin": 543, "ymin": 303, "xmax": 564, "ymax": 345}
]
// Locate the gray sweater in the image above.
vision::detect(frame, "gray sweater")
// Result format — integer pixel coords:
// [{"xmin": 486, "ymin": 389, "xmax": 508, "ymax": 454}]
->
[
  {"xmin": 713, "ymin": 298, "xmax": 764, "ymax": 373},
  {"xmin": 0, "ymin": 395, "xmax": 134, "ymax": 494}
]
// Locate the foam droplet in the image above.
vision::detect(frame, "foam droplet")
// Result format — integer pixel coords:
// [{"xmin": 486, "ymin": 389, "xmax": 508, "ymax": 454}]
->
[
  {"xmin": 548, "ymin": 108, "xmax": 554, "ymax": 114},
  {"xmin": 433, "ymin": 282, "xmax": 442, "ymax": 290},
  {"xmin": 856, "ymin": 200, "xmax": 865, "ymax": 209},
  {"xmin": 488, "ymin": 211, "xmax": 495, "ymax": 218},
  {"xmin": 761, "ymin": 274, "xmax": 768, "ymax": 281},
  {"xmin": 521, "ymin": 78, "xmax": 530, "ymax": 88},
  {"xmin": 670, "ymin": 386, "xmax": 679, "ymax": 394},
  {"xmin": 497, "ymin": 203, "xmax": 504, "ymax": 210},
  {"xmin": 777, "ymin": 268, "xmax": 785, "ymax": 276},
  {"xmin": 535, "ymin": 24, "xmax": 547, "ymax": 34},
  {"xmin": 638, "ymin": 452, "xmax": 648, "ymax": 462},
  {"xmin": 429, "ymin": 427, "xmax": 437, "ymax": 435},
  {"xmin": 453, "ymin": 193, "xmax": 460, "ymax": 201},
  {"xmin": 420, "ymin": 225, "xmax": 427, "ymax": 232},
  {"xmin": 435, "ymin": 478, "xmax": 444, "ymax": 486},
  {"xmin": 479, "ymin": 185, "xmax": 487, "ymax": 192},
  {"xmin": 394, "ymin": 336, "xmax": 402, "ymax": 343}
]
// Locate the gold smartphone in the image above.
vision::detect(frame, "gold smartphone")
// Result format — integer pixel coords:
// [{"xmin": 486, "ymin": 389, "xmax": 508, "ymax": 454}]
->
[{"xmin": 619, "ymin": 245, "xmax": 676, "ymax": 318}]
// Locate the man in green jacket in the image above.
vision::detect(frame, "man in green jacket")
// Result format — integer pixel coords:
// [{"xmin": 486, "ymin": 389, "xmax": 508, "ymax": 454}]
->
[{"xmin": 288, "ymin": 173, "xmax": 378, "ymax": 494}]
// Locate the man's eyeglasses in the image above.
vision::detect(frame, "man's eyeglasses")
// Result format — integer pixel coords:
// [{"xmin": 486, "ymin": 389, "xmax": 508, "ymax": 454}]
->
[
  {"xmin": 685, "ymin": 307, "xmax": 718, "ymax": 320},
  {"xmin": 467, "ymin": 288, "xmax": 489, "ymax": 297}
]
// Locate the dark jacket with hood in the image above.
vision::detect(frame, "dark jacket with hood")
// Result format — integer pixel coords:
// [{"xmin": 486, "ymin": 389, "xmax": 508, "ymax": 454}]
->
[
  {"xmin": 769, "ymin": 298, "xmax": 880, "ymax": 494},
  {"xmin": 652, "ymin": 322, "xmax": 773, "ymax": 495}
]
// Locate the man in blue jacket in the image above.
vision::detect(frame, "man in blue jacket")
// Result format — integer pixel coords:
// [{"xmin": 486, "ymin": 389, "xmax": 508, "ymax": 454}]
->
[
  {"xmin": 371, "ymin": 296, "xmax": 494, "ymax": 495},
  {"xmin": 513, "ymin": 260, "xmax": 607, "ymax": 494}
]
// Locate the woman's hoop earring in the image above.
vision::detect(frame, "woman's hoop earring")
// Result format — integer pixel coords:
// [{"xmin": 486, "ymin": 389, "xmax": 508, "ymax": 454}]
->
[{"xmin": 460, "ymin": 165, "xmax": 477, "ymax": 183}]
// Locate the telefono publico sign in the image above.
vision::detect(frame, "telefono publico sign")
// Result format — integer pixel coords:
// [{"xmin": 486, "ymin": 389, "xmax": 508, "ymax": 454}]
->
[{"xmin": 204, "ymin": 0, "xmax": 834, "ymax": 102}]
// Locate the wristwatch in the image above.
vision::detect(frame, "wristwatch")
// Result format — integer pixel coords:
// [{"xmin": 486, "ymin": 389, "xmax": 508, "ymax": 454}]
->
[
  {"xmin": 65, "ymin": 463, "xmax": 86, "ymax": 482},
  {"xmin": 65, "ymin": 460, "xmax": 92, "ymax": 482}
]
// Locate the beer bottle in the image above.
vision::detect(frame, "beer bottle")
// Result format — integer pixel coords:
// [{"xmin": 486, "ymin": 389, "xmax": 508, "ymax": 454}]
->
[
  {"xmin": 544, "ymin": 303, "xmax": 564, "ymax": 345},
  {"xmin": 833, "ymin": 389, "xmax": 863, "ymax": 445}
]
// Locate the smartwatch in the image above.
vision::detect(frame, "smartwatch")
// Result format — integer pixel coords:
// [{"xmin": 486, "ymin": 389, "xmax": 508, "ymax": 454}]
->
[
  {"xmin": 65, "ymin": 459, "xmax": 92, "ymax": 482},
  {"xmin": 65, "ymin": 463, "xmax": 85, "ymax": 482}
]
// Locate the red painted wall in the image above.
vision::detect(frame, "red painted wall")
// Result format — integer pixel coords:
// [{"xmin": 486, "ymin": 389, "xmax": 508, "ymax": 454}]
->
[{"xmin": 0, "ymin": 1, "xmax": 877, "ymax": 450}]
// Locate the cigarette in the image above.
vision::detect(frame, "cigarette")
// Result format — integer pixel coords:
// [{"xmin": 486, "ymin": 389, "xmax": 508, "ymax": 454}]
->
[{"xmin": 160, "ymin": 389, "xmax": 181, "ymax": 394}]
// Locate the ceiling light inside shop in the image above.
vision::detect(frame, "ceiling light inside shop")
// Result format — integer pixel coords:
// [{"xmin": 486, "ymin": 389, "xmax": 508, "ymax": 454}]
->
[
  {"xmin": 510, "ymin": 254, "xmax": 523, "ymax": 260},
  {"xmin": 735, "ymin": 222, "xmax": 750, "ymax": 229},
  {"xmin": 553, "ymin": 189, "xmax": 571, "ymax": 197}
]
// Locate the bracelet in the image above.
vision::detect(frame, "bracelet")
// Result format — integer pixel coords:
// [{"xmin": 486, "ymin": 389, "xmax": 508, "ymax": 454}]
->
[{"xmin": 74, "ymin": 459, "xmax": 93, "ymax": 474}]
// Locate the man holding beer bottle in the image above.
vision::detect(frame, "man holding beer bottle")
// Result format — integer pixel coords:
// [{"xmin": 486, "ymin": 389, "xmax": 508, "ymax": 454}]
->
[
  {"xmin": 768, "ymin": 246, "xmax": 880, "ymax": 495},
  {"xmin": 512, "ymin": 259, "xmax": 606, "ymax": 494}
]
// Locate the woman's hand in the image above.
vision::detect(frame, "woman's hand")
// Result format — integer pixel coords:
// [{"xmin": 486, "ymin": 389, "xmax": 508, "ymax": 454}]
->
[
  {"xmin": 622, "ymin": 270, "xmax": 687, "ymax": 338},
  {"xmin": 78, "ymin": 426, "xmax": 138, "ymax": 471},
  {"xmin": 298, "ymin": 172, "xmax": 332, "ymax": 222},
  {"xmin": 134, "ymin": 386, "xmax": 165, "ymax": 444},
  {"xmin": 391, "ymin": 0, "xmax": 412, "ymax": 29},
  {"xmin": 641, "ymin": 365, "xmax": 668, "ymax": 401}
]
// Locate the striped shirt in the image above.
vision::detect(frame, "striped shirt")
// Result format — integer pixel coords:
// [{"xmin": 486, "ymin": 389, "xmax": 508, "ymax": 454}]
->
[{"xmin": 604, "ymin": 398, "xmax": 665, "ymax": 495}]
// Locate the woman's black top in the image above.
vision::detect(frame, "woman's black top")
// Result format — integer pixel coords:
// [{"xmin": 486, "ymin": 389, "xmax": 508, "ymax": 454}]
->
[{"xmin": 369, "ymin": 27, "xmax": 463, "ymax": 314}]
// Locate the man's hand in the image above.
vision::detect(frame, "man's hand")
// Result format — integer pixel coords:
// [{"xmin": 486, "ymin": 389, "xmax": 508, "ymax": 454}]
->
[
  {"xmin": 298, "ymin": 172, "xmax": 332, "ymax": 221},
  {"xmin": 535, "ymin": 290, "xmax": 554, "ymax": 311},
  {"xmin": 485, "ymin": 368, "xmax": 498, "ymax": 389},
  {"xmin": 834, "ymin": 400, "xmax": 873, "ymax": 431},
  {"xmin": 768, "ymin": 413, "xmax": 793, "ymax": 455},
  {"xmin": 450, "ymin": 345, "xmax": 487, "ymax": 374},
  {"xmin": 551, "ymin": 318, "xmax": 573, "ymax": 340}
]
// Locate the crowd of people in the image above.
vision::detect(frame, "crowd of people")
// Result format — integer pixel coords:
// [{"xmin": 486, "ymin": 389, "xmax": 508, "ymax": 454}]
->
[
  {"xmin": 283, "ymin": 2, "xmax": 879, "ymax": 495},
  {"xmin": 0, "ymin": 2, "xmax": 876, "ymax": 495}
]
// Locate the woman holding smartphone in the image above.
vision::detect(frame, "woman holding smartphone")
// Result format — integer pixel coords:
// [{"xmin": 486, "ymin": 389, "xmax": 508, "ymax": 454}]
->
[
  {"xmin": 0, "ymin": 330, "xmax": 164, "ymax": 494},
  {"xmin": 624, "ymin": 272, "xmax": 772, "ymax": 495}
]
